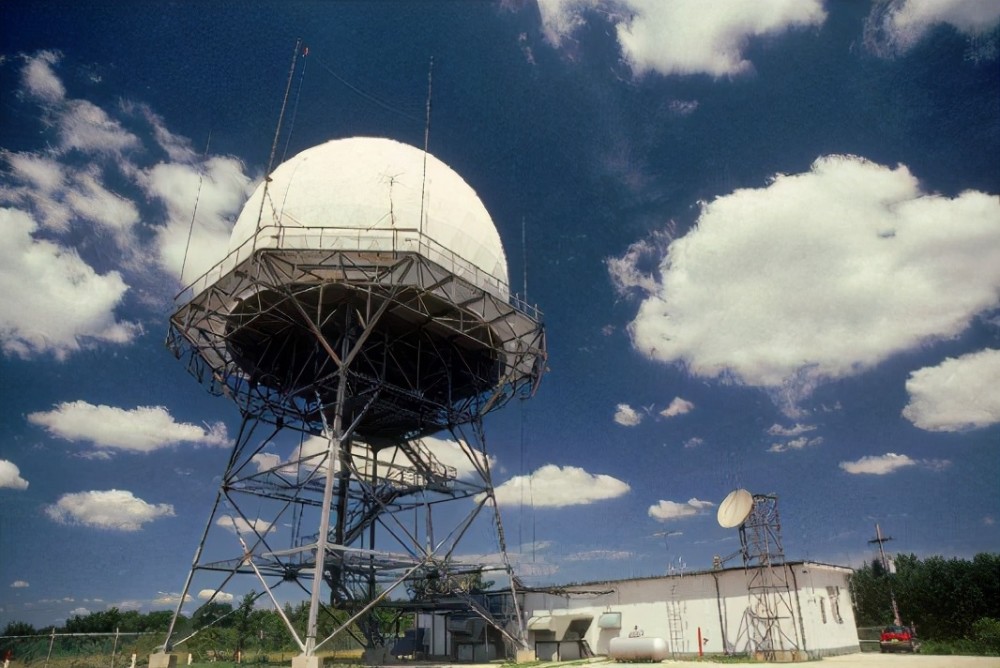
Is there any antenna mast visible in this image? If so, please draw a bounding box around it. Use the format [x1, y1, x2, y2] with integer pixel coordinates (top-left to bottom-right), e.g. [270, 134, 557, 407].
[868, 523, 902, 625]
[418, 57, 434, 237]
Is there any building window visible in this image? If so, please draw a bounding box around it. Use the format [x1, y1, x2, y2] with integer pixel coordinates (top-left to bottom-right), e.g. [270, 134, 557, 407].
[827, 586, 844, 624]
[819, 597, 827, 624]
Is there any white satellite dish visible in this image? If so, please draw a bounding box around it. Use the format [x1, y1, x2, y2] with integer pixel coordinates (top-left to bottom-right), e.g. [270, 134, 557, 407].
[717, 489, 754, 528]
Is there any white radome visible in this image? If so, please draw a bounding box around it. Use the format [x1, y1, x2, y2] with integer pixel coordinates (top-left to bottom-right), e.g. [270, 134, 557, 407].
[228, 137, 509, 295]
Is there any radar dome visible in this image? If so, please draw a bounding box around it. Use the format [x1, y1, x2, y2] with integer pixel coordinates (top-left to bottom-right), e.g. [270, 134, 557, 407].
[229, 137, 509, 297]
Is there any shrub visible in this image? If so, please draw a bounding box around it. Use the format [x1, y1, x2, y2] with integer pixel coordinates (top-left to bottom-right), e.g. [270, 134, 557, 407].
[972, 617, 1000, 654]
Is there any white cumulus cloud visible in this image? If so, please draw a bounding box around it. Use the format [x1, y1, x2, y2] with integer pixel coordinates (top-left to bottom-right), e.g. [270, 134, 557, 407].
[903, 349, 1000, 432]
[648, 497, 715, 521]
[563, 549, 634, 562]
[139, 156, 252, 284]
[10, 580, 29, 588]
[197, 589, 234, 604]
[27, 401, 229, 454]
[537, 0, 826, 77]
[491, 464, 630, 507]
[660, 396, 695, 418]
[866, 0, 1000, 55]
[58, 99, 140, 157]
[767, 423, 817, 437]
[614, 403, 643, 426]
[272, 434, 495, 483]
[1, 49, 254, 355]
[21, 50, 65, 103]
[619, 155, 1000, 410]
[0, 208, 141, 359]
[0, 460, 29, 490]
[768, 436, 823, 453]
[839, 453, 916, 475]
[152, 593, 193, 607]
[215, 515, 274, 536]
[45, 489, 175, 530]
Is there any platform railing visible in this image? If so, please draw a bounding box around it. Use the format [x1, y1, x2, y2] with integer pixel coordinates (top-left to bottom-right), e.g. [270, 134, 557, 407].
[174, 224, 540, 320]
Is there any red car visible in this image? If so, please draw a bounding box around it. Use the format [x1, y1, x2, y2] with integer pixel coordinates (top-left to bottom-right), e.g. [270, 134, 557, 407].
[879, 625, 921, 653]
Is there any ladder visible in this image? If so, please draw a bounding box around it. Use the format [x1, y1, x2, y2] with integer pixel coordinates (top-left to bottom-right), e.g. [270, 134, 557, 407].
[666, 582, 685, 657]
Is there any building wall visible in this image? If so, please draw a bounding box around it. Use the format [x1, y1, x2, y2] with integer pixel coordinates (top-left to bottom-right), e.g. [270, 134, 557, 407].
[519, 562, 858, 659]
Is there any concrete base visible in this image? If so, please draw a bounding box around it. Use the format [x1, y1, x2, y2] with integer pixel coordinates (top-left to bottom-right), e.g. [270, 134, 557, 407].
[362, 647, 391, 666]
[148, 653, 178, 668]
[292, 655, 324, 668]
[515, 648, 537, 663]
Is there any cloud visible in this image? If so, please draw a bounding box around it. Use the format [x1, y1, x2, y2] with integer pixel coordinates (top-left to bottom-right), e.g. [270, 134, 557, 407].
[683, 437, 704, 449]
[660, 396, 694, 418]
[68, 607, 91, 618]
[563, 549, 634, 562]
[621, 155, 1000, 410]
[152, 593, 193, 607]
[1, 49, 253, 353]
[10, 581, 29, 588]
[768, 436, 823, 453]
[2, 150, 139, 243]
[27, 401, 229, 454]
[839, 453, 916, 475]
[902, 349, 1000, 432]
[197, 589, 234, 604]
[251, 452, 283, 473]
[607, 233, 672, 297]
[215, 515, 274, 536]
[45, 489, 175, 530]
[491, 464, 630, 507]
[275, 434, 495, 482]
[865, 0, 1000, 55]
[0, 460, 29, 490]
[767, 423, 816, 437]
[614, 403, 643, 426]
[537, 0, 826, 77]
[416, 435, 496, 480]
[139, 156, 252, 284]
[58, 100, 141, 157]
[21, 50, 65, 103]
[0, 208, 141, 359]
[649, 497, 715, 521]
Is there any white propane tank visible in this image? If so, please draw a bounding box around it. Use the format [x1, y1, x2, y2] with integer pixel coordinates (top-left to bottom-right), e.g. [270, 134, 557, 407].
[608, 636, 670, 662]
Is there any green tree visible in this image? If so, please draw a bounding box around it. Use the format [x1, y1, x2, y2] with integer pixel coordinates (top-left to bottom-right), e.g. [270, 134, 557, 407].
[852, 552, 1000, 641]
[2, 621, 36, 636]
[191, 601, 235, 630]
[233, 592, 257, 661]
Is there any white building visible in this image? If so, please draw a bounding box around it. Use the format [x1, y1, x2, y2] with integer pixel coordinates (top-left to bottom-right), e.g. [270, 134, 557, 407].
[414, 561, 859, 661]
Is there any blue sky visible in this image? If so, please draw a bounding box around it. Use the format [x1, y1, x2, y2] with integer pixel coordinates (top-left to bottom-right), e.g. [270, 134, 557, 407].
[1, 1, 998, 629]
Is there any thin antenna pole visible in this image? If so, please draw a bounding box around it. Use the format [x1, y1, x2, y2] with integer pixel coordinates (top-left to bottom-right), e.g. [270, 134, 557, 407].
[253, 38, 302, 249]
[178, 131, 212, 288]
[521, 216, 528, 303]
[419, 57, 434, 237]
[267, 38, 302, 176]
[868, 523, 902, 625]
[281, 44, 309, 164]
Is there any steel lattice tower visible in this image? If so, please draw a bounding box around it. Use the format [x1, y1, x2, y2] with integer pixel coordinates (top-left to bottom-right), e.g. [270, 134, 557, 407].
[738, 494, 801, 660]
[158, 137, 545, 667]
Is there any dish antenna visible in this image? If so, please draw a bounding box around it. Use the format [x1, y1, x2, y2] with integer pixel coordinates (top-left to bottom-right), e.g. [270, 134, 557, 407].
[717, 488, 754, 528]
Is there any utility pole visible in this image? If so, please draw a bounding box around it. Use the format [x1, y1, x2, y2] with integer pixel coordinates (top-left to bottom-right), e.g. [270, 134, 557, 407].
[868, 523, 902, 625]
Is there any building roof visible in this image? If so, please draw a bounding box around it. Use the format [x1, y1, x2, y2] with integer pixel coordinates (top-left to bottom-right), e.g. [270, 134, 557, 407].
[521, 560, 854, 593]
